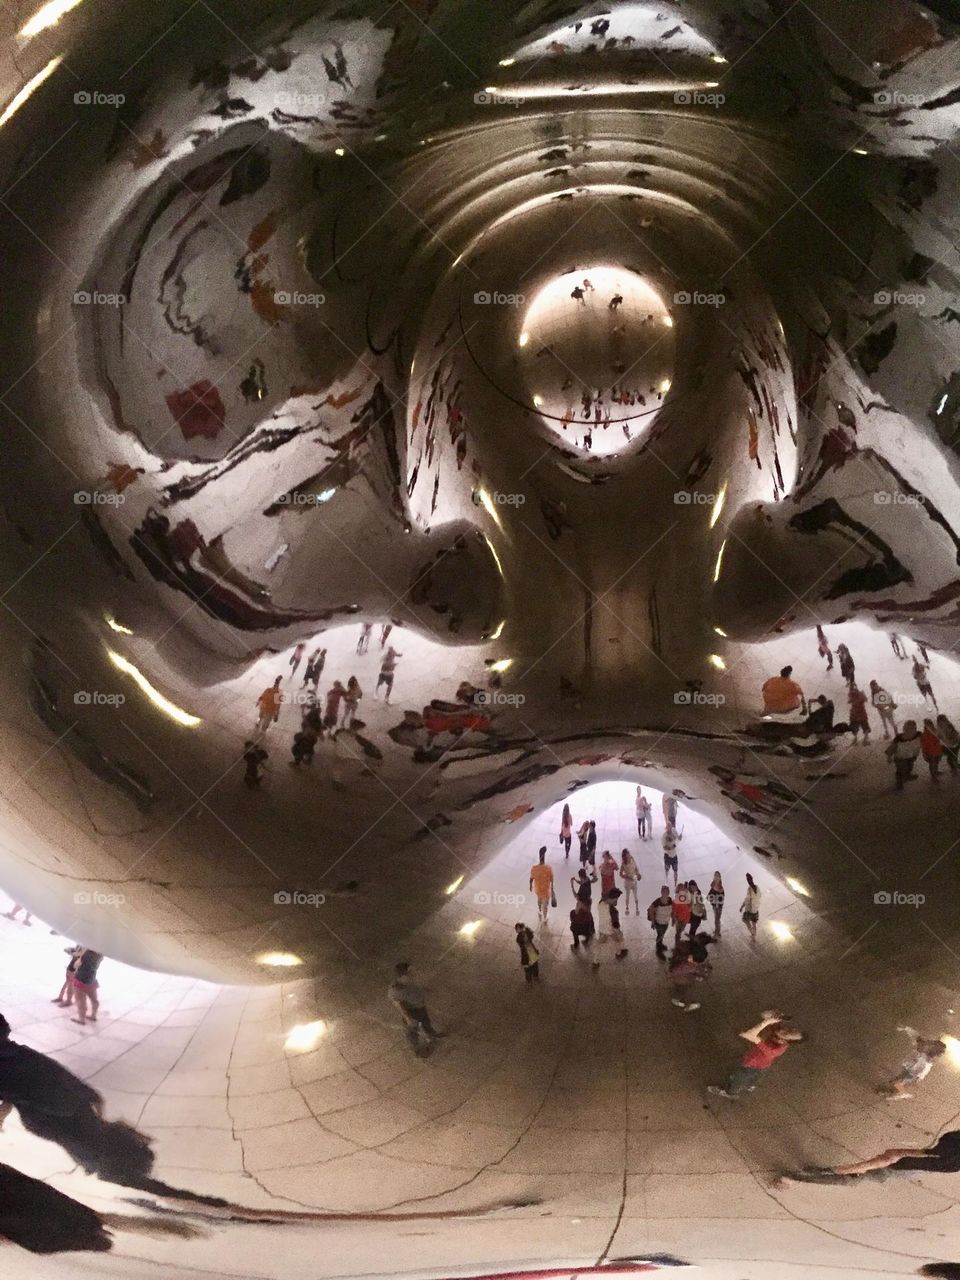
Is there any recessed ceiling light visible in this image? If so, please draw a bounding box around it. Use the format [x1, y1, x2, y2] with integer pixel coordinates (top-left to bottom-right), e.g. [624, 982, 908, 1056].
[256, 951, 303, 967]
[708, 653, 726, 670]
[489, 658, 513, 673]
[499, 57, 516, 67]
[445, 875, 464, 895]
[334, 147, 346, 157]
[785, 876, 810, 897]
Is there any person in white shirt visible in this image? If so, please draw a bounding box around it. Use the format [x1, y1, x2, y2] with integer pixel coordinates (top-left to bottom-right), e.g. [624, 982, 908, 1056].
[662, 823, 682, 887]
[619, 849, 640, 914]
[740, 874, 761, 942]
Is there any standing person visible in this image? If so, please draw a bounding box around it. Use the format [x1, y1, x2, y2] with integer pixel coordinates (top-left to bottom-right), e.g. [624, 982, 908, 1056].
[640, 794, 653, 840]
[619, 849, 640, 915]
[242, 739, 268, 787]
[936, 715, 960, 774]
[816, 624, 833, 670]
[708, 1010, 804, 1099]
[322, 680, 345, 736]
[880, 1026, 947, 1100]
[388, 962, 443, 1057]
[870, 680, 897, 739]
[571, 866, 597, 905]
[1, 904, 32, 926]
[913, 656, 939, 710]
[70, 950, 102, 1026]
[662, 791, 679, 830]
[672, 881, 692, 944]
[529, 847, 556, 926]
[288, 641, 306, 678]
[740, 874, 761, 943]
[599, 850, 619, 897]
[559, 803, 573, 857]
[571, 285, 586, 306]
[647, 886, 673, 956]
[921, 718, 944, 782]
[887, 719, 921, 788]
[255, 677, 283, 735]
[890, 632, 907, 659]
[301, 647, 323, 688]
[662, 823, 682, 888]
[635, 785, 646, 839]
[687, 879, 707, 938]
[515, 924, 541, 983]
[708, 872, 725, 938]
[668, 936, 709, 1012]
[837, 642, 855, 685]
[376, 646, 403, 703]
[577, 818, 591, 864]
[338, 676, 363, 730]
[569, 897, 595, 950]
[52, 946, 82, 1007]
[379, 623, 393, 649]
[356, 623, 373, 655]
[585, 820, 598, 867]
[593, 889, 628, 968]
[847, 682, 871, 743]
[289, 723, 317, 767]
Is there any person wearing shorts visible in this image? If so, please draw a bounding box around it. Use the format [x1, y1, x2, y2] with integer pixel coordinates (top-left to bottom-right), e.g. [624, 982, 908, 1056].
[376, 647, 402, 703]
[70, 950, 102, 1026]
[786, 1129, 960, 1184]
[662, 824, 681, 887]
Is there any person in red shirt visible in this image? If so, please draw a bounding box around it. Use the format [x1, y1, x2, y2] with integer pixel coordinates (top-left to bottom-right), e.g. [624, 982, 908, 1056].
[921, 718, 945, 781]
[708, 1010, 804, 1099]
[847, 682, 871, 743]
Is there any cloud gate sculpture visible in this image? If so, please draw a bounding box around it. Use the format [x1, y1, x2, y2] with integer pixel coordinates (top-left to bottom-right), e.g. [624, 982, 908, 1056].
[2, 0, 960, 1276]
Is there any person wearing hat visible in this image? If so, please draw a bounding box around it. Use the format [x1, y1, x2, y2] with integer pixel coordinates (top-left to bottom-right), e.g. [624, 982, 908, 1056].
[593, 888, 628, 969]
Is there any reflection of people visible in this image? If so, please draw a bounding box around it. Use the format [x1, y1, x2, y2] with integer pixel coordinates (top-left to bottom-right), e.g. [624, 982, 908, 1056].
[785, 1129, 960, 1183]
[388, 963, 442, 1057]
[762, 665, 806, 715]
[529, 847, 555, 925]
[242, 740, 267, 787]
[815, 624, 833, 669]
[559, 803, 573, 856]
[913, 656, 938, 710]
[1, 904, 32, 926]
[836, 642, 855, 684]
[804, 694, 834, 735]
[887, 720, 921, 788]
[515, 924, 540, 982]
[255, 677, 283, 734]
[662, 823, 682, 887]
[70, 950, 102, 1026]
[847, 683, 870, 742]
[740, 874, 761, 942]
[880, 1026, 947, 1099]
[870, 680, 897, 738]
[708, 1010, 804, 1099]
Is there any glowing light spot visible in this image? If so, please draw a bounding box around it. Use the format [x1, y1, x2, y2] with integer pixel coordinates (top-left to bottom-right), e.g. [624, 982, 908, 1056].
[713, 539, 726, 582]
[285, 1020, 326, 1051]
[942, 1034, 960, 1065]
[518, 331, 530, 348]
[445, 875, 464, 896]
[714, 626, 727, 637]
[937, 393, 949, 415]
[709, 484, 727, 529]
[662, 315, 674, 327]
[19, 0, 83, 38]
[484, 86, 498, 94]
[256, 951, 303, 968]
[489, 619, 506, 640]
[489, 658, 513, 674]
[852, 147, 869, 156]
[107, 651, 201, 726]
[769, 921, 793, 942]
[660, 379, 671, 393]
[705, 81, 720, 88]
[490, 79, 723, 100]
[459, 920, 482, 937]
[334, 147, 346, 157]
[477, 487, 504, 532]
[0, 57, 62, 130]
[498, 57, 516, 67]
[710, 54, 728, 64]
[105, 616, 133, 635]
[532, 394, 543, 407]
[317, 487, 336, 503]
[786, 876, 811, 897]
[484, 535, 505, 577]
[708, 654, 726, 671]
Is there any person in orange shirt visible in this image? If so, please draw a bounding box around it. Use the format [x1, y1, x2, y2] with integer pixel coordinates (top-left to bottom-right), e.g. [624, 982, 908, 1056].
[761, 665, 806, 716]
[255, 676, 283, 735]
[529, 847, 556, 926]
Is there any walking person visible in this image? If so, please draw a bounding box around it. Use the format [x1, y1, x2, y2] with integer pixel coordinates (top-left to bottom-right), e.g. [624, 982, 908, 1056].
[921, 718, 944, 782]
[816, 624, 833, 670]
[289, 723, 318, 767]
[356, 623, 373, 655]
[577, 818, 591, 864]
[847, 682, 871, 743]
[1, 904, 32, 926]
[870, 680, 897, 739]
[70, 950, 102, 1026]
[708, 872, 725, 938]
[647, 886, 673, 957]
[887, 719, 921, 788]
[782, 1129, 960, 1185]
[529, 847, 556, 926]
[255, 676, 283, 735]
[515, 924, 541, 983]
[379, 623, 393, 649]
[593, 888, 628, 968]
[559, 802, 573, 857]
[322, 680, 345, 736]
[913, 656, 939, 710]
[571, 285, 586, 306]
[661, 791, 679, 830]
[672, 881, 692, 944]
[571, 865, 597, 905]
[388, 962, 443, 1057]
[288, 641, 306, 678]
[242, 739, 268, 787]
[302, 647, 325, 689]
[687, 879, 707, 938]
[599, 850, 619, 898]
[376, 646, 403, 703]
[669, 936, 710, 1012]
[890, 632, 907, 660]
[740, 873, 761, 943]
[936, 715, 960, 774]
[837, 642, 855, 685]
[52, 946, 82, 1007]
[662, 823, 682, 888]
[635, 785, 646, 839]
[708, 1010, 804, 1099]
[619, 848, 640, 915]
[338, 675, 363, 730]
[880, 1026, 947, 1100]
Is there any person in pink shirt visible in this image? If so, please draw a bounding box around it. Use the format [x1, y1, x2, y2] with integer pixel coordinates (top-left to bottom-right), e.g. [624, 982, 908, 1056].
[598, 850, 619, 897]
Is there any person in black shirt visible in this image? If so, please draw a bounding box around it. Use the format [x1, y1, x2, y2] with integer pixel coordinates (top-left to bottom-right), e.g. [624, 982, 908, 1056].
[784, 1130, 960, 1183]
